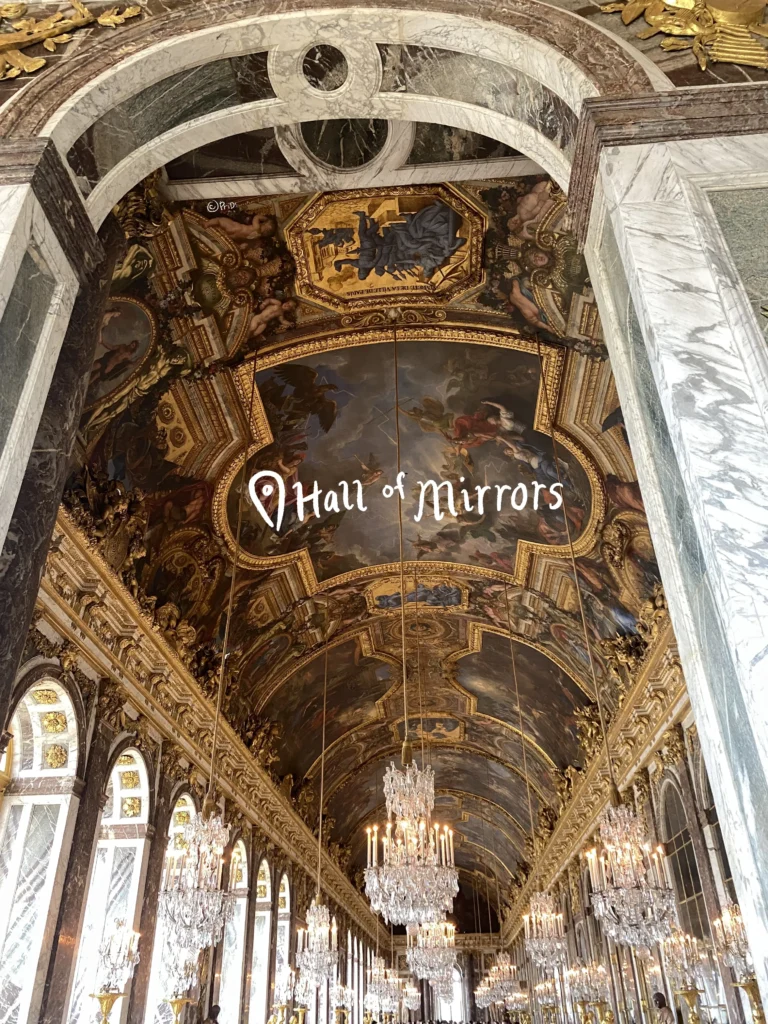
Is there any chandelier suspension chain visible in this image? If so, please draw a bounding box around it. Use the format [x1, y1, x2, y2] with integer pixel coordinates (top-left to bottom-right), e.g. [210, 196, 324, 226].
[393, 330, 410, 754]
[534, 336, 617, 791]
[414, 567, 426, 767]
[207, 359, 260, 804]
[503, 583, 535, 840]
[316, 608, 330, 897]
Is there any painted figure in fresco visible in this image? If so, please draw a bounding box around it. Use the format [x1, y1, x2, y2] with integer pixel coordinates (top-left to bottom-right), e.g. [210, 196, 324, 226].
[88, 333, 141, 389]
[506, 180, 556, 239]
[248, 297, 297, 341]
[333, 201, 466, 280]
[375, 582, 462, 609]
[207, 211, 277, 241]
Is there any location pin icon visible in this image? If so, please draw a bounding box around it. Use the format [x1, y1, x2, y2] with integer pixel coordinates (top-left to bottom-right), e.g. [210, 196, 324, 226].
[247, 470, 285, 532]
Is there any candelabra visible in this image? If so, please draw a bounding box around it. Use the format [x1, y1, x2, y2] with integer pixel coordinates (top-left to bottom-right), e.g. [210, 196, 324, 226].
[524, 892, 567, 969]
[568, 961, 612, 1024]
[662, 928, 706, 1024]
[159, 812, 234, 953]
[406, 920, 456, 982]
[586, 804, 677, 948]
[713, 902, 764, 1024]
[365, 759, 458, 925]
[333, 983, 355, 1024]
[89, 920, 141, 1023]
[535, 978, 559, 1024]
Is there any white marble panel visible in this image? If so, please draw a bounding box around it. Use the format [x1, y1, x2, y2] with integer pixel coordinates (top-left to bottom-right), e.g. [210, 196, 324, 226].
[0, 191, 79, 552]
[163, 155, 543, 201]
[587, 135, 768, 1003]
[86, 92, 571, 227]
[41, 6, 645, 158]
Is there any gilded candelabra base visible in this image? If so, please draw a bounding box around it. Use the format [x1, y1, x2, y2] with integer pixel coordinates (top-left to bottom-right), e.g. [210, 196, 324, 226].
[165, 997, 193, 1024]
[577, 1001, 595, 1024]
[735, 978, 766, 1024]
[676, 989, 701, 1024]
[90, 991, 124, 1024]
[591, 1000, 615, 1024]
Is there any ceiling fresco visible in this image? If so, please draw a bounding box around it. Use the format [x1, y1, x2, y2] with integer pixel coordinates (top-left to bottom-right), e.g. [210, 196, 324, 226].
[65, 171, 662, 916]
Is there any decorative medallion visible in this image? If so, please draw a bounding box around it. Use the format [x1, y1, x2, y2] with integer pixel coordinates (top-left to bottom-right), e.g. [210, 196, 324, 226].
[44, 744, 68, 769]
[285, 185, 485, 311]
[42, 711, 67, 733]
[117, 753, 136, 766]
[31, 689, 58, 705]
[174, 809, 191, 825]
[120, 770, 140, 789]
[121, 796, 141, 818]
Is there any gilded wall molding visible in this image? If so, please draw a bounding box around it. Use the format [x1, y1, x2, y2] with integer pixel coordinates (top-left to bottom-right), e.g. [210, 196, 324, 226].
[38, 510, 387, 947]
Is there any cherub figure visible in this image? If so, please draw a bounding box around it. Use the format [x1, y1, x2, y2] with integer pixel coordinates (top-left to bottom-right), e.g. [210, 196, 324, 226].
[248, 297, 296, 340]
[207, 211, 277, 241]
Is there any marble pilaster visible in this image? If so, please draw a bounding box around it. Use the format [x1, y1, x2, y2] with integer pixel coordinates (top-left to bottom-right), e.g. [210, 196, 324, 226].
[582, 122, 768, 1001]
[125, 765, 177, 1024]
[37, 704, 114, 1024]
[0, 213, 123, 730]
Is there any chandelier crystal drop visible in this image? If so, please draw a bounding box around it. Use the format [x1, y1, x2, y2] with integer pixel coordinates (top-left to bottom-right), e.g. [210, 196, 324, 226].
[432, 977, 454, 1002]
[158, 812, 234, 952]
[713, 902, 754, 983]
[296, 899, 339, 983]
[406, 921, 456, 982]
[586, 803, 677, 948]
[365, 759, 458, 925]
[523, 891, 567, 969]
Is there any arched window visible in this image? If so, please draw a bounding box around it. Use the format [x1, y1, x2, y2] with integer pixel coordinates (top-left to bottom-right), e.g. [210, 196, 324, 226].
[662, 785, 708, 939]
[68, 747, 151, 1024]
[276, 874, 291, 989]
[145, 793, 198, 1024]
[249, 859, 272, 1024]
[0, 680, 79, 1024]
[219, 839, 248, 1024]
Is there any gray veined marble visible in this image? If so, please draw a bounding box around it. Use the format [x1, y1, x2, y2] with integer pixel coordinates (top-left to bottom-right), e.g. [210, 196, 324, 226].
[67, 52, 275, 193]
[378, 45, 577, 160]
[708, 188, 768, 349]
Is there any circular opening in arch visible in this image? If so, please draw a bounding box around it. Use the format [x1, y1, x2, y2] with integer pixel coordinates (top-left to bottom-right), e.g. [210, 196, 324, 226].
[302, 44, 348, 91]
[300, 118, 389, 169]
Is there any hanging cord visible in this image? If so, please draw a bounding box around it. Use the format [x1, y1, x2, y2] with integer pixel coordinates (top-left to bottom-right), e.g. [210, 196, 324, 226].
[205, 358, 259, 815]
[503, 584, 535, 842]
[393, 330, 411, 764]
[414, 567, 425, 767]
[534, 336, 617, 794]
[316, 603, 331, 898]
[484, 757, 504, 929]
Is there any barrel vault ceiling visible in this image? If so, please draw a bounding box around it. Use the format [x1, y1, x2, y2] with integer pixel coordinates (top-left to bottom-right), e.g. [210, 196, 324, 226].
[66, 145, 661, 930]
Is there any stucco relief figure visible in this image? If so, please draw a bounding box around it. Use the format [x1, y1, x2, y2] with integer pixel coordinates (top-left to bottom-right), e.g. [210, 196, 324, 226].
[333, 201, 466, 280]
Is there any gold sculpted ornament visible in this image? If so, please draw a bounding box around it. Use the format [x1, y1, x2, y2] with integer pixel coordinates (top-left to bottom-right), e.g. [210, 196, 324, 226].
[0, 0, 141, 80]
[600, 0, 768, 68]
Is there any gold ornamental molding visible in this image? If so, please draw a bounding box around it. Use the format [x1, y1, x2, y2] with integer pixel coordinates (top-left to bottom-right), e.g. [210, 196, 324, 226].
[212, 323, 606, 594]
[38, 510, 387, 947]
[500, 612, 686, 944]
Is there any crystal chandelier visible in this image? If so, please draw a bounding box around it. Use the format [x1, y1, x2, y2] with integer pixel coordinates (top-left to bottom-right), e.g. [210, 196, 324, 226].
[505, 990, 529, 1013]
[365, 760, 458, 925]
[96, 919, 141, 992]
[713, 902, 754, 982]
[159, 812, 234, 952]
[491, 952, 520, 999]
[475, 978, 493, 1009]
[535, 978, 558, 1010]
[367, 954, 401, 1013]
[586, 803, 677, 948]
[333, 984, 355, 1011]
[296, 899, 338, 983]
[406, 921, 456, 982]
[404, 982, 422, 1012]
[568, 959, 611, 1022]
[524, 892, 567, 969]
[432, 977, 454, 1002]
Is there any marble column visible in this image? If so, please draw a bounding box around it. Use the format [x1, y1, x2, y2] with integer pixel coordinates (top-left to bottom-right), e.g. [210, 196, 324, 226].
[0, 184, 123, 729]
[571, 84, 768, 1003]
[37, 693, 115, 1024]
